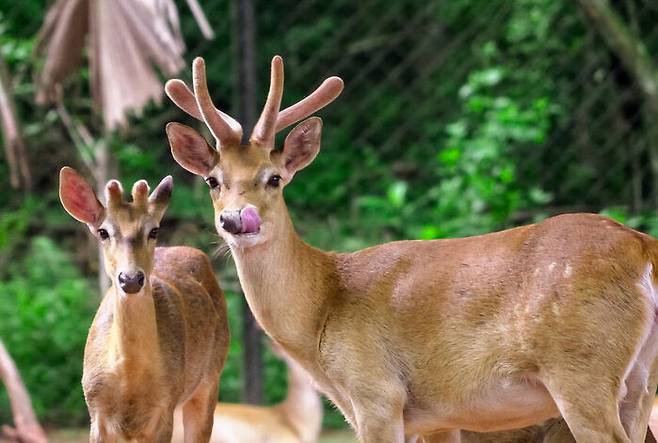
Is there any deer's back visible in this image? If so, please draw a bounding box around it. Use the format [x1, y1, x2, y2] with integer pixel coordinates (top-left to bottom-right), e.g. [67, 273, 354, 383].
[153, 246, 228, 337]
[331, 213, 657, 339]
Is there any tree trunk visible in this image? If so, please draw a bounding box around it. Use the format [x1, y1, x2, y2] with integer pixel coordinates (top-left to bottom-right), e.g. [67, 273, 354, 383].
[0, 340, 48, 443]
[574, 0, 658, 207]
[232, 0, 264, 405]
[0, 54, 32, 191]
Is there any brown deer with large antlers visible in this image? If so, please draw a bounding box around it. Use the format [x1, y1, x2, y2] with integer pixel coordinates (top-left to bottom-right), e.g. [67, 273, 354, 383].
[165, 56, 658, 443]
[59, 167, 229, 443]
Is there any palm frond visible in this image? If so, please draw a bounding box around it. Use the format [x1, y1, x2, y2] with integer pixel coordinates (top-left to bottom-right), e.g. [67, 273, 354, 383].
[0, 56, 32, 189]
[36, 0, 207, 130]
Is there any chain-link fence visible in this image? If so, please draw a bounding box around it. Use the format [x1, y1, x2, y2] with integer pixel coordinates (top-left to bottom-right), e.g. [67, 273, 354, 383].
[182, 0, 658, 223]
[4, 0, 658, 222]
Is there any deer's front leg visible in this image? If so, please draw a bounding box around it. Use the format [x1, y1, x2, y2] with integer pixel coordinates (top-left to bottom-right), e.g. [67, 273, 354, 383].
[354, 407, 405, 443]
[89, 415, 117, 443]
[182, 379, 218, 443]
[126, 405, 175, 443]
[351, 385, 407, 443]
[144, 411, 175, 443]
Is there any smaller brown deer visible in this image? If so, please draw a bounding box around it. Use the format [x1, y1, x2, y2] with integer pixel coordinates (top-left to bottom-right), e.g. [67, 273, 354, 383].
[59, 167, 229, 443]
[172, 341, 323, 443]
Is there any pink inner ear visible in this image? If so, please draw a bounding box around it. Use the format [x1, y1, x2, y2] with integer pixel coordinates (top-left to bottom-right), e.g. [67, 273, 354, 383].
[282, 118, 322, 175]
[167, 123, 216, 176]
[176, 135, 215, 171]
[61, 176, 103, 225]
[285, 148, 312, 171]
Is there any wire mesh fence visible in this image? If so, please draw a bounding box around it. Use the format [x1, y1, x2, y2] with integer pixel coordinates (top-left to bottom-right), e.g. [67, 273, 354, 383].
[183, 0, 658, 224]
[4, 0, 658, 226]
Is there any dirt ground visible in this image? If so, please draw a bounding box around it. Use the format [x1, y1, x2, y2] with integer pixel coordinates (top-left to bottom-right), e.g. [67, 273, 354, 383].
[318, 430, 359, 443]
[41, 428, 358, 443]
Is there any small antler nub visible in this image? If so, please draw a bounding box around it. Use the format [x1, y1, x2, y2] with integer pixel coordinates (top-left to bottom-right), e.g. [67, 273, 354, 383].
[131, 180, 150, 207]
[105, 180, 124, 208]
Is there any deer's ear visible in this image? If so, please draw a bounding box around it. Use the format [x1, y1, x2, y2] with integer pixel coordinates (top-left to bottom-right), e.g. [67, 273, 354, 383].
[166, 122, 218, 176]
[280, 117, 322, 180]
[59, 167, 105, 226]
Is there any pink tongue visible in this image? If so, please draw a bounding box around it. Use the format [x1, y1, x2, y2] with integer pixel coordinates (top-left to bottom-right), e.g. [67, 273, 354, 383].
[240, 207, 261, 234]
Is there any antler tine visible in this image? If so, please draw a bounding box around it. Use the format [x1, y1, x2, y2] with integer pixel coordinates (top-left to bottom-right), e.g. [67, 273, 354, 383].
[251, 56, 284, 146]
[165, 79, 204, 120]
[192, 57, 242, 146]
[275, 76, 344, 132]
[165, 79, 243, 136]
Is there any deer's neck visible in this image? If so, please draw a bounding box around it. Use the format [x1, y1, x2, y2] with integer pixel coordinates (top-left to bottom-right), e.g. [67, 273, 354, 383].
[279, 364, 323, 443]
[107, 283, 160, 371]
[230, 211, 336, 359]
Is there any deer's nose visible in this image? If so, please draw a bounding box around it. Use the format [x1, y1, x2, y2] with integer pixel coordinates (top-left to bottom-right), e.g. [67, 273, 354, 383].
[219, 210, 242, 235]
[118, 271, 145, 294]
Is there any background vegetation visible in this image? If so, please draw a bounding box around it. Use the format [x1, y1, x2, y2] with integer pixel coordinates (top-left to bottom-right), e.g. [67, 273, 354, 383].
[2, 0, 658, 432]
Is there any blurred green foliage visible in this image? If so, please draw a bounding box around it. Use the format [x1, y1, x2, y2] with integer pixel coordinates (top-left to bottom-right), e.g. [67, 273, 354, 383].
[2, 0, 658, 432]
[0, 236, 93, 425]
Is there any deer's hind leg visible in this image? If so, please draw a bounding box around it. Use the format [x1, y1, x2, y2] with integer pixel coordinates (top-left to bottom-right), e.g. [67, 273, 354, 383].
[616, 266, 658, 443]
[540, 333, 634, 442]
[134, 407, 175, 443]
[541, 362, 631, 443]
[619, 320, 658, 443]
[182, 378, 218, 443]
[538, 276, 657, 443]
[539, 318, 649, 443]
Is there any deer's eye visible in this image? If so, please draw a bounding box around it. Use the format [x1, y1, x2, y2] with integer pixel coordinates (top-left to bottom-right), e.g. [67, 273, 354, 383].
[205, 177, 219, 189]
[98, 229, 109, 240]
[148, 228, 159, 239]
[267, 175, 282, 187]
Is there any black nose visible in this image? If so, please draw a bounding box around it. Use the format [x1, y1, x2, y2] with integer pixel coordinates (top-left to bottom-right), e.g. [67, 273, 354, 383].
[118, 271, 145, 294]
[219, 211, 242, 235]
